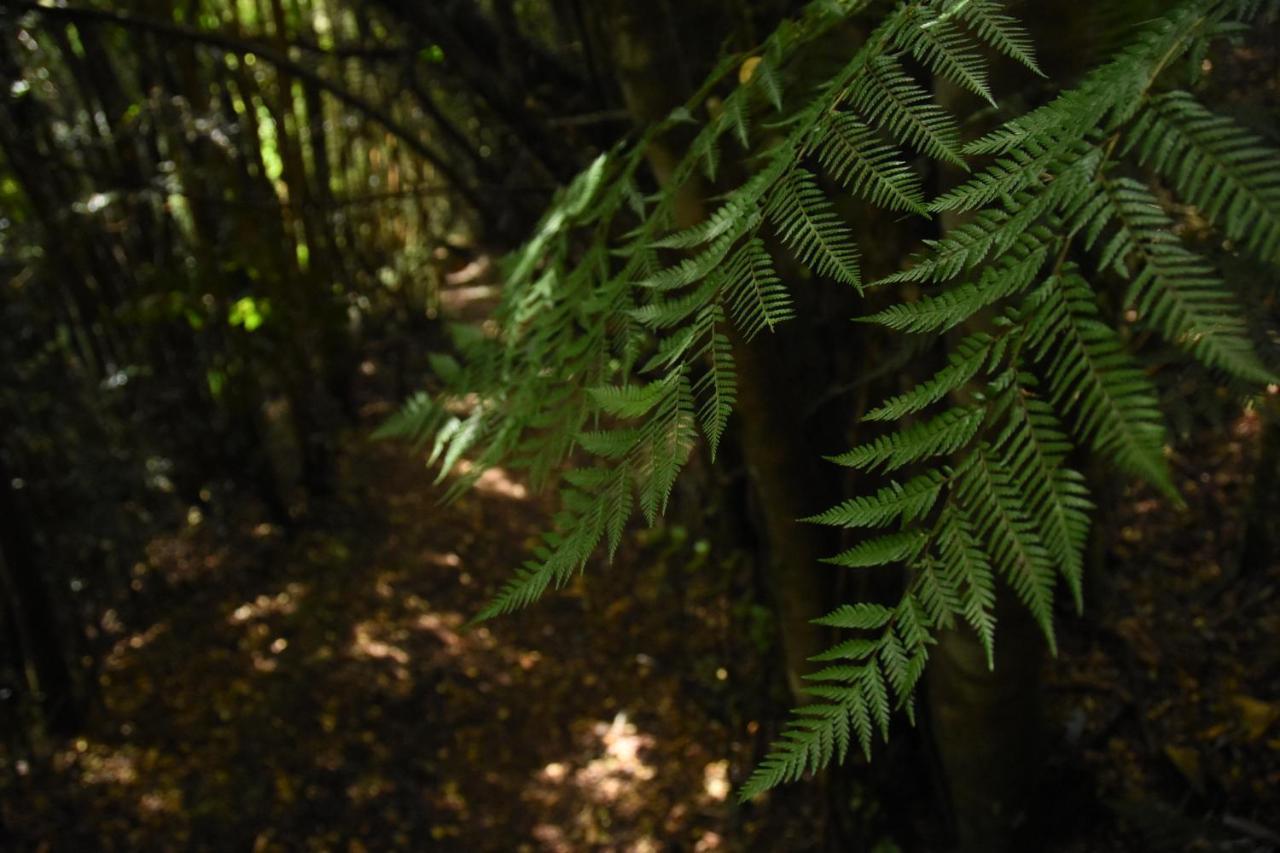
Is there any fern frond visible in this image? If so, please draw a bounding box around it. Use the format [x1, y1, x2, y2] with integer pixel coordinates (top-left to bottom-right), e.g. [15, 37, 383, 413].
[650, 193, 759, 250]
[692, 306, 738, 460]
[476, 485, 608, 621]
[897, 7, 995, 104]
[373, 391, 442, 450]
[1091, 177, 1273, 382]
[990, 378, 1093, 609]
[1024, 273, 1176, 498]
[828, 405, 985, 472]
[813, 602, 895, 629]
[862, 243, 1046, 333]
[934, 504, 997, 664]
[589, 374, 679, 418]
[1125, 90, 1280, 263]
[956, 0, 1043, 75]
[804, 470, 945, 528]
[851, 54, 965, 167]
[740, 600, 931, 800]
[629, 273, 723, 330]
[953, 447, 1059, 650]
[815, 112, 927, 213]
[637, 218, 756, 291]
[930, 140, 1094, 214]
[634, 372, 697, 522]
[824, 530, 929, 568]
[876, 153, 1100, 285]
[766, 168, 862, 289]
[863, 331, 1003, 421]
[723, 238, 795, 339]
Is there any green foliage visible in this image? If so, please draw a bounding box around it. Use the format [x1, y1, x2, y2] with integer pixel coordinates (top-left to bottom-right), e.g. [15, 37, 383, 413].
[382, 0, 1280, 802]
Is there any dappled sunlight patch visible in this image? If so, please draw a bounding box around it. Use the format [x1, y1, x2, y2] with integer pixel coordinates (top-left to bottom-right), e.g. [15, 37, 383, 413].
[350, 621, 412, 668]
[413, 611, 466, 653]
[443, 254, 492, 287]
[346, 772, 395, 805]
[105, 622, 170, 672]
[702, 760, 730, 802]
[229, 582, 307, 624]
[695, 830, 725, 851]
[419, 549, 463, 568]
[72, 745, 138, 787]
[452, 459, 530, 500]
[524, 711, 659, 841]
[473, 466, 529, 500]
[141, 525, 248, 586]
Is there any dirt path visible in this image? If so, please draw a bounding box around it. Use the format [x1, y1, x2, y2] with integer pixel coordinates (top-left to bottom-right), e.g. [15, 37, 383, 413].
[1, 430, 818, 851]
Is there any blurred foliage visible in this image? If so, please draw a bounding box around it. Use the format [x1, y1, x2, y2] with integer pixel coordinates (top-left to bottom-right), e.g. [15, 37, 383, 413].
[0, 0, 626, 745]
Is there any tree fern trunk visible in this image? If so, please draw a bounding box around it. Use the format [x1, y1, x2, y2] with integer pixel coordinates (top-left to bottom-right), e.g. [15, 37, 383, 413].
[927, 600, 1044, 852]
[919, 59, 1048, 851]
[597, 0, 833, 703]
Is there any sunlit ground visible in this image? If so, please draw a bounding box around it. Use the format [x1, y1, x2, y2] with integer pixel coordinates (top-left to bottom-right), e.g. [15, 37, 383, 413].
[4, 361, 1278, 850]
[1, 429, 810, 850]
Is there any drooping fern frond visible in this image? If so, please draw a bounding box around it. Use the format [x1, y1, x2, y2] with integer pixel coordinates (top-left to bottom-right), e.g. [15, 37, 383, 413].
[827, 404, 986, 472]
[743, 0, 1277, 799]
[1024, 271, 1177, 497]
[861, 241, 1046, 333]
[722, 238, 795, 340]
[1082, 176, 1274, 382]
[378, 0, 1280, 805]
[815, 113, 928, 213]
[850, 54, 966, 167]
[692, 305, 739, 460]
[953, 0, 1043, 75]
[1125, 89, 1280, 262]
[739, 594, 931, 799]
[766, 167, 864, 289]
[987, 376, 1093, 609]
[804, 470, 945, 528]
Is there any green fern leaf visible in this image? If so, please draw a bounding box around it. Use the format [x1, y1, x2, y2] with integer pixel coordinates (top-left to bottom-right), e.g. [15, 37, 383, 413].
[813, 602, 896, 630]
[766, 168, 863, 288]
[829, 405, 985, 472]
[723, 238, 795, 339]
[935, 504, 997, 664]
[823, 530, 929, 568]
[957, 0, 1043, 75]
[954, 447, 1059, 651]
[1126, 90, 1280, 263]
[815, 112, 927, 213]
[804, 471, 945, 528]
[862, 243, 1047, 333]
[863, 331, 1002, 421]
[692, 306, 738, 460]
[898, 9, 995, 104]
[990, 379, 1093, 610]
[1024, 273, 1177, 499]
[1091, 177, 1273, 382]
[852, 54, 965, 167]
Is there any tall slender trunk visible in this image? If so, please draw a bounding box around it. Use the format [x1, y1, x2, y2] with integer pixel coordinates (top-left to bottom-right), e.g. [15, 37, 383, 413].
[0, 456, 81, 736]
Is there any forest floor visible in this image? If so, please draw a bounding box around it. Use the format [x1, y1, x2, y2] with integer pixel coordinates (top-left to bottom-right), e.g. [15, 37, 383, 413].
[0, 403, 822, 852]
[2, 387, 1279, 852]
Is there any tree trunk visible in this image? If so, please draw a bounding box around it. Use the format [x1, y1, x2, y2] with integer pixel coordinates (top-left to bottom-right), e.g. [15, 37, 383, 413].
[595, 0, 834, 703]
[0, 456, 81, 736]
[927, 601, 1044, 852]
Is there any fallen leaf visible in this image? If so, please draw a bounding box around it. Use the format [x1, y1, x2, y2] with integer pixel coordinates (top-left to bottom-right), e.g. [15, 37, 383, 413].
[1232, 696, 1280, 741]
